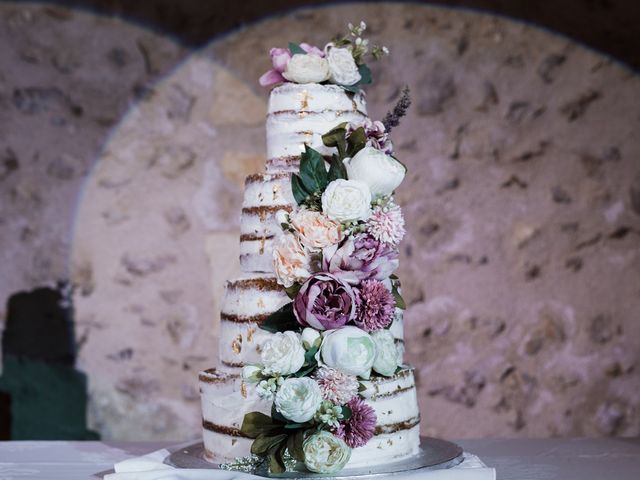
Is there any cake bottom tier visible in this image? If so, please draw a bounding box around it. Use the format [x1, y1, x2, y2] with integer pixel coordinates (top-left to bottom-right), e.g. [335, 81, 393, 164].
[198, 366, 421, 468]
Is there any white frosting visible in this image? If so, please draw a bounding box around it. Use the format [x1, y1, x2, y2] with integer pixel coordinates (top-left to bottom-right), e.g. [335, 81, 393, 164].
[199, 367, 421, 466]
[346, 425, 421, 469]
[268, 83, 367, 114]
[240, 209, 285, 237]
[220, 276, 288, 317]
[239, 237, 275, 273]
[266, 111, 368, 160]
[361, 368, 420, 427]
[242, 173, 294, 209]
[218, 276, 289, 367]
[199, 370, 270, 461]
[266, 83, 368, 163]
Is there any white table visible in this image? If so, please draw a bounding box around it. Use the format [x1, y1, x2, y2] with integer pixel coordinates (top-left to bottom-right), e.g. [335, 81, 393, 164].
[0, 438, 638, 479]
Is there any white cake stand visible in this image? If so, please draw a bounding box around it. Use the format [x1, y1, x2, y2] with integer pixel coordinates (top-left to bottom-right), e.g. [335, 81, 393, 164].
[165, 436, 464, 478]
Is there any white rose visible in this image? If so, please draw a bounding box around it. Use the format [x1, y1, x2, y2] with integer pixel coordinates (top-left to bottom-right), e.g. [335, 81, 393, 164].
[261, 331, 305, 376]
[327, 47, 361, 86]
[241, 365, 262, 383]
[290, 208, 342, 250]
[274, 377, 323, 423]
[272, 232, 312, 288]
[303, 431, 351, 474]
[344, 146, 406, 199]
[301, 327, 321, 350]
[321, 179, 372, 223]
[320, 326, 376, 379]
[283, 54, 331, 84]
[371, 329, 399, 377]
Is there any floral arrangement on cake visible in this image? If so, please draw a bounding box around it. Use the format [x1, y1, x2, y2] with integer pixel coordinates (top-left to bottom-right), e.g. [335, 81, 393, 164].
[237, 22, 412, 475]
[259, 22, 389, 92]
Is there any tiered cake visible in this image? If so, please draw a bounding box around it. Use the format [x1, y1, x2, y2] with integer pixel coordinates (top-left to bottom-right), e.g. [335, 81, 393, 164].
[199, 23, 419, 474]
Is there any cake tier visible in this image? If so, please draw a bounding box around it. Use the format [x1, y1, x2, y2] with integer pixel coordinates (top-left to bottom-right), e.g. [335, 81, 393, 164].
[240, 173, 294, 274]
[266, 83, 368, 172]
[218, 276, 290, 371]
[198, 367, 421, 467]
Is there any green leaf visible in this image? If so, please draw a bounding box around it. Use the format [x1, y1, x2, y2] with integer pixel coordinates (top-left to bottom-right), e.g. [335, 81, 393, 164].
[268, 443, 287, 474]
[271, 403, 288, 424]
[304, 344, 319, 365]
[259, 302, 301, 333]
[294, 363, 318, 378]
[322, 123, 348, 159]
[299, 145, 328, 193]
[287, 428, 307, 462]
[284, 422, 312, 430]
[291, 173, 311, 205]
[391, 282, 406, 310]
[341, 405, 352, 421]
[346, 126, 367, 157]
[284, 283, 301, 299]
[341, 83, 361, 93]
[241, 412, 279, 438]
[288, 42, 306, 55]
[358, 63, 372, 85]
[358, 382, 367, 392]
[328, 154, 348, 182]
[251, 433, 288, 456]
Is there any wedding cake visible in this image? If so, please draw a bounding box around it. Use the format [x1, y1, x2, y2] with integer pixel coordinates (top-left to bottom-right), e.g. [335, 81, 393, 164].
[199, 22, 419, 474]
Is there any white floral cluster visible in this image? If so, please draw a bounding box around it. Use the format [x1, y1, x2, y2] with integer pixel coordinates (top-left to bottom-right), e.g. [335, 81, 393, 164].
[243, 327, 401, 414]
[260, 20, 389, 89]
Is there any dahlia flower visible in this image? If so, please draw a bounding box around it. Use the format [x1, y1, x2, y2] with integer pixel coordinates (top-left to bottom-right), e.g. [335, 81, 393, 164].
[354, 279, 395, 332]
[314, 367, 359, 405]
[333, 397, 377, 448]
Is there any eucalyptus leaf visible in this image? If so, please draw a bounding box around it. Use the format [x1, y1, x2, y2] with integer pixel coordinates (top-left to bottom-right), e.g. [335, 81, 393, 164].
[288, 42, 307, 55]
[260, 302, 301, 333]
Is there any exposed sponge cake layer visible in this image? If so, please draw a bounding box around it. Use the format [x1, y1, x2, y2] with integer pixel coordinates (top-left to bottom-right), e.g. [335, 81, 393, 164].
[266, 83, 368, 168]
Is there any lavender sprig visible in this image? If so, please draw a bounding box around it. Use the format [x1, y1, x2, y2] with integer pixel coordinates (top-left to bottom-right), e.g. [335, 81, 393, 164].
[382, 86, 411, 133]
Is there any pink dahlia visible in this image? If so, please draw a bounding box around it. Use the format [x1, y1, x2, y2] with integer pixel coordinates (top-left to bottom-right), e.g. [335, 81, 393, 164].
[314, 367, 359, 405]
[333, 397, 377, 448]
[366, 203, 406, 246]
[354, 279, 395, 332]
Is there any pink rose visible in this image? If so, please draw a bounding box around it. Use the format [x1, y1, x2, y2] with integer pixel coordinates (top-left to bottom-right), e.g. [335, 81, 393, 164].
[272, 233, 312, 287]
[290, 209, 342, 250]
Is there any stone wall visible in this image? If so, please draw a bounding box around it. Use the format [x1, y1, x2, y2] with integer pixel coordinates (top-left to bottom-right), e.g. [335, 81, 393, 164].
[0, 2, 638, 440]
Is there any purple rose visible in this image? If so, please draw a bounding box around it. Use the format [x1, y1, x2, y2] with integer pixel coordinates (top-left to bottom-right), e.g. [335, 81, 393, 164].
[294, 273, 359, 330]
[323, 234, 399, 284]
